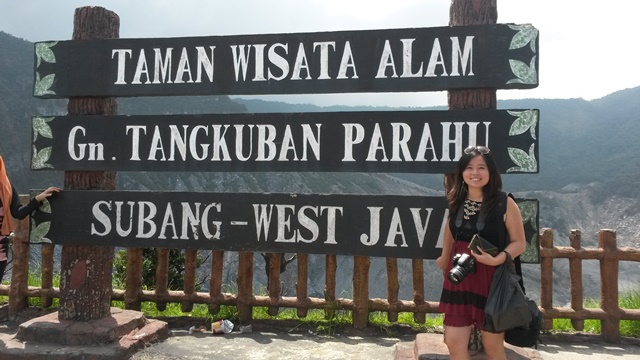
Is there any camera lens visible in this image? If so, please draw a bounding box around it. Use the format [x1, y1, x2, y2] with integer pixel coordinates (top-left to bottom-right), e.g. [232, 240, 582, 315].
[447, 253, 475, 284]
[448, 268, 464, 284]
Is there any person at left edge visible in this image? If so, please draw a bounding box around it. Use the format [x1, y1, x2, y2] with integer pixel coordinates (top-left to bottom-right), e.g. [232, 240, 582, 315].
[0, 155, 61, 283]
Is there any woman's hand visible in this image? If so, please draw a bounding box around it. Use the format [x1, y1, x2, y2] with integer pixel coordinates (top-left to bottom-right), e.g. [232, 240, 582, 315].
[470, 248, 504, 267]
[35, 187, 61, 202]
[436, 255, 448, 273]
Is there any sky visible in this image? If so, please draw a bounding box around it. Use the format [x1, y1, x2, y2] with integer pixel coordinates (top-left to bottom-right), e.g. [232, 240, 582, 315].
[1, 0, 639, 107]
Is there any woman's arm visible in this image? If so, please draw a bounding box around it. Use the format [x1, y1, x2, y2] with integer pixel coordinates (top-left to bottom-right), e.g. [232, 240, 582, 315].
[10, 186, 61, 219]
[502, 196, 526, 259]
[436, 220, 454, 271]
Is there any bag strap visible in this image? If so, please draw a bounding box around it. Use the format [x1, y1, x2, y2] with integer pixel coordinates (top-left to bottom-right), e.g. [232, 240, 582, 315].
[497, 191, 526, 293]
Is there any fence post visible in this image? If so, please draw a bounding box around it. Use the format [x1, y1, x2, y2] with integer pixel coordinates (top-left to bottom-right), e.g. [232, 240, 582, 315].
[236, 251, 254, 322]
[386, 257, 399, 322]
[181, 249, 198, 313]
[599, 229, 620, 343]
[412, 258, 426, 323]
[539, 228, 554, 330]
[40, 243, 55, 308]
[208, 250, 224, 315]
[266, 253, 281, 316]
[155, 248, 170, 312]
[8, 196, 31, 318]
[324, 254, 337, 319]
[296, 253, 309, 318]
[569, 229, 584, 331]
[124, 248, 143, 311]
[352, 256, 370, 329]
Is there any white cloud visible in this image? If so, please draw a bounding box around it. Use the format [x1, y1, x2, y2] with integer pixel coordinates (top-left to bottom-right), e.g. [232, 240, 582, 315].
[1, 0, 638, 106]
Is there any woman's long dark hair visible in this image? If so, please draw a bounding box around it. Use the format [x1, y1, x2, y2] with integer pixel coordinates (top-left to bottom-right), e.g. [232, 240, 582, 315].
[446, 147, 502, 213]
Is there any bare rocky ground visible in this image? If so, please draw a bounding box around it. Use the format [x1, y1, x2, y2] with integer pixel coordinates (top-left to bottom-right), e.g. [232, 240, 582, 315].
[128, 322, 640, 360]
[3, 308, 640, 360]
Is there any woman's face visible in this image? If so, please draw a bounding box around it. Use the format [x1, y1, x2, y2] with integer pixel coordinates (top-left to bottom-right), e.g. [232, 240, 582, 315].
[463, 155, 490, 190]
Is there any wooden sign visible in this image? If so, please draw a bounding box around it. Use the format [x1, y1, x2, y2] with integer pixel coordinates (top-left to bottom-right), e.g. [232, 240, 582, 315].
[33, 24, 538, 98]
[31, 109, 539, 173]
[30, 190, 540, 262]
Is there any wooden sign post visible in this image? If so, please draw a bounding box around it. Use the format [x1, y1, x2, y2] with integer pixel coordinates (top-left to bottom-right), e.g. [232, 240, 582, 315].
[58, 6, 119, 322]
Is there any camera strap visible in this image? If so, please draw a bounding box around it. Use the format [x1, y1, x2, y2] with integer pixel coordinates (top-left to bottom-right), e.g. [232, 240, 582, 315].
[454, 201, 486, 234]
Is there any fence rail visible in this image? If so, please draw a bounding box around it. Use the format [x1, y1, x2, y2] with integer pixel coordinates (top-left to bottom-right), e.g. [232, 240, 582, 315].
[1, 196, 639, 343]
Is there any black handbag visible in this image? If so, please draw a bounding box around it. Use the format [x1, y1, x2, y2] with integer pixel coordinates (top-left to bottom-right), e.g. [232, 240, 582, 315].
[504, 297, 544, 348]
[483, 252, 532, 333]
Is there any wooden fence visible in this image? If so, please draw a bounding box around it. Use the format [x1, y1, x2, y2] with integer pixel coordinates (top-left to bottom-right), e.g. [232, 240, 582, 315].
[1, 196, 640, 343]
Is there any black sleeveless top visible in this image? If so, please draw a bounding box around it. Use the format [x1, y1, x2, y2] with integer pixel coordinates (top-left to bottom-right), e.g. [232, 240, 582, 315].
[449, 200, 502, 247]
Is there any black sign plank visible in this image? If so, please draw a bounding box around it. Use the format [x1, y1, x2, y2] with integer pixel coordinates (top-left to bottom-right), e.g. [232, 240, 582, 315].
[31, 109, 539, 173]
[29, 190, 540, 262]
[33, 24, 539, 98]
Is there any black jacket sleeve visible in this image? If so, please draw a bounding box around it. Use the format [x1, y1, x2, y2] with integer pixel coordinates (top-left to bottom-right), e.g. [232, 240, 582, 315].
[8, 186, 41, 220]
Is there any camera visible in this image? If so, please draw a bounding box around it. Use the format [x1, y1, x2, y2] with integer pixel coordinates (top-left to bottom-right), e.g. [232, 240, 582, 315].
[448, 253, 476, 284]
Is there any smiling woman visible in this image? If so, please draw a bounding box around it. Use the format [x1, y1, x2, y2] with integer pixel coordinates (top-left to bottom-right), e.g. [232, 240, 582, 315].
[436, 145, 527, 359]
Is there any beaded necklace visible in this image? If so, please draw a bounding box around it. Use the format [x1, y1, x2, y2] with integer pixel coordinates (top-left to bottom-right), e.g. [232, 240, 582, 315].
[463, 199, 482, 220]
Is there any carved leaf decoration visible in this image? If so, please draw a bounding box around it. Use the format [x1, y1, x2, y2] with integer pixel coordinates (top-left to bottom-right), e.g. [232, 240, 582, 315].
[518, 200, 539, 230]
[514, 199, 540, 263]
[30, 218, 52, 244]
[32, 145, 54, 169]
[32, 117, 54, 141]
[40, 199, 52, 214]
[508, 110, 538, 140]
[508, 24, 538, 53]
[34, 72, 56, 96]
[507, 143, 537, 173]
[520, 233, 540, 263]
[506, 56, 537, 85]
[35, 41, 57, 68]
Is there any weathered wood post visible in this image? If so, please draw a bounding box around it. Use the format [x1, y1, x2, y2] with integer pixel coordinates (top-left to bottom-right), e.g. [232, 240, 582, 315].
[124, 248, 143, 311]
[386, 257, 399, 322]
[266, 252, 282, 316]
[58, 6, 119, 321]
[444, 1, 498, 187]
[445, 0, 498, 222]
[208, 250, 224, 314]
[324, 254, 337, 319]
[599, 229, 621, 343]
[449, 0, 497, 110]
[412, 259, 426, 323]
[236, 251, 254, 321]
[296, 253, 309, 318]
[539, 228, 554, 330]
[7, 196, 31, 317]
[569, 229, 584, 331]
[181, 249, 198, 312]
[352, 255, 370, 328]
[155, 249, 170, 312]
[448, 0, 497, 347]
[40, 243, 55, 308]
